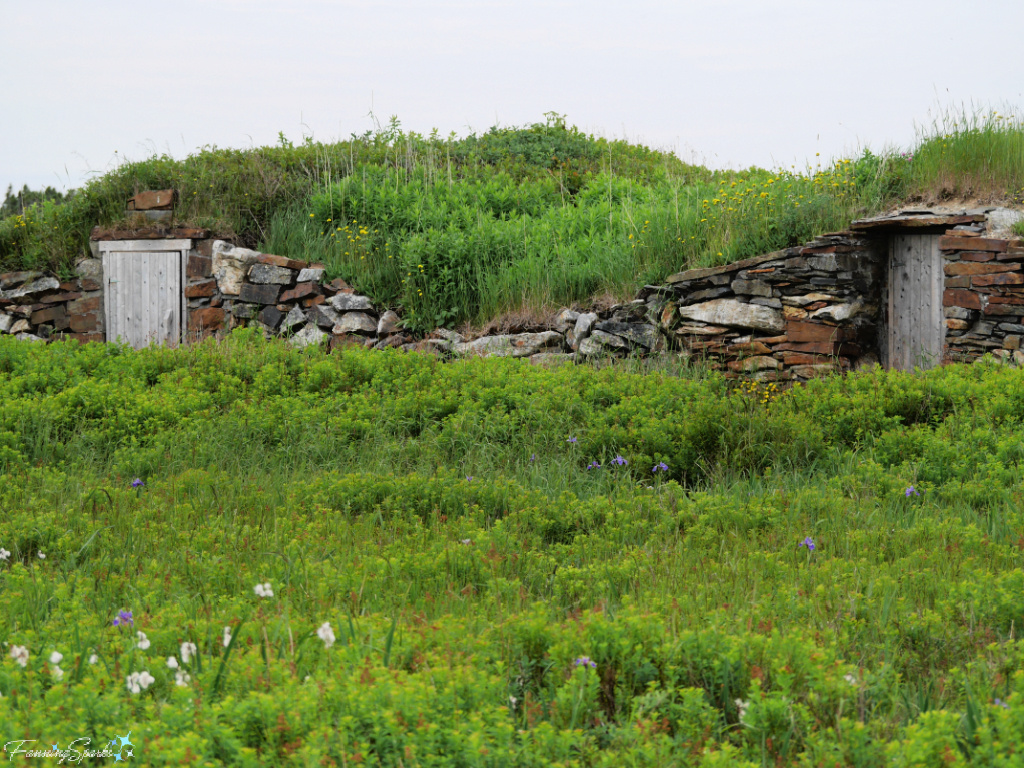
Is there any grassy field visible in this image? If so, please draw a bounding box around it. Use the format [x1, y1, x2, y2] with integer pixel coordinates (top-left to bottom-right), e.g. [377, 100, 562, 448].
[3, 110, 1022, 333]
[3, 332, 1024, 765]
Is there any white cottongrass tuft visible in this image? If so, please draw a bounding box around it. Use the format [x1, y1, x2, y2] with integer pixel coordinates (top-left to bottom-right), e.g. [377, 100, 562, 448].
[125, 671, 155, 694]
[37, 552, 45, 560]
[222, 626, 232, 648]
[49, 651, 63, 665]
[51, 665, 64, 681]
[253, 582, 274, 598]
[135, 631, 150, 650]
[844, 673, 858, 686]
[166, 656, 179, 669]
[174, 669, 191, 687]
[180, 641, 197, 664]
[735, 699, 750, 723]
[0, 548, 10, 561]
[317, 622, 336, 649]
[88, 654, 99, 665]
[10, 645, 28, 668]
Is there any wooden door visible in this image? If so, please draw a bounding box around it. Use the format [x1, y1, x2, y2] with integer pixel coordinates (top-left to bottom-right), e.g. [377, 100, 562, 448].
[887, 233, 944, 370]
[99, 240, 188, 348]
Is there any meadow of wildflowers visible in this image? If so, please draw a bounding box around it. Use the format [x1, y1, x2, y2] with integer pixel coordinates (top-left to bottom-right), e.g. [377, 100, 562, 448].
[1, 332, 1024, 763]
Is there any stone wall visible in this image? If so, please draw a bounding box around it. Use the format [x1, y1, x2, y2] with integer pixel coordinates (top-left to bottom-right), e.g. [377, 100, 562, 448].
[193, 241, 400, 351]
[940, 234, 1024, 365]
[7, 209, 1024, 382]
[642, 232, 883, 379]
[0, 260, 105, 342]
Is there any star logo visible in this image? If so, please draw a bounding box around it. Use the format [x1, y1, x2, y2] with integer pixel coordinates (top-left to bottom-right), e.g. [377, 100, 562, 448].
[109, 732, 135, 761]
[51, 744, 59, 751]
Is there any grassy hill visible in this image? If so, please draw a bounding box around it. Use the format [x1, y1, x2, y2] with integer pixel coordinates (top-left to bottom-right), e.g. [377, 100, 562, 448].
[3, 110, 1023, 333]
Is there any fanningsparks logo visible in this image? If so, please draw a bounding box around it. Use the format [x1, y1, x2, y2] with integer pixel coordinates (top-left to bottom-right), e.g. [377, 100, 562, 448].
[3, 733, 136, 763]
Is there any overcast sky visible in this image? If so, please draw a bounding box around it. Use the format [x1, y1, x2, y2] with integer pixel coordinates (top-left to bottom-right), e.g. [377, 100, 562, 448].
[2, 0, 1022, 194]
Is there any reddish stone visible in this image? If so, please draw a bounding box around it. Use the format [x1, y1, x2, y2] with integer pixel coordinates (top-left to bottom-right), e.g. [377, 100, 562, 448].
[127, 189, 176, 211]
[959, 251, 996, 262]
[210, 296, 223, 308]
[68, 296, 102, 314]
[785, 320, 852, 343]
[301, 295, 326, 308]
[184, 279, 217, 298]
[279, 282, 319, 303]
[190, 307, 226, 330]
[939, 236, 1009, 253]
[774, 341, 859, 356]
[70, 312, 100, 333]
[59, 280, 80, 291]
[187, 254, 212, 278]
[782, 352, 828, 365]
[327, 278, 353, 294]
[80, 278, 102, 291]
[255, 253, 307, 271]
[996, 246, 1024, 262]
[943, 289, 982, 310]
[986, 295, 1024, 304]
[944, 276, 971, 288]
[983, 304, 1024, 316]
[39, 291, 81, 304]
[804, 301, 827, 312]
[31, 305, 66, 325]
[944, 261, 1018, 276]
[746, 267, 776, 274]
[973, 272, 1024, 287]
[196, 239, 214, 257]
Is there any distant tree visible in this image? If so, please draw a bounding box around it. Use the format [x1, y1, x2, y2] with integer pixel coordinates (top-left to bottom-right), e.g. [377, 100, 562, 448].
[1, 184, 73, 217]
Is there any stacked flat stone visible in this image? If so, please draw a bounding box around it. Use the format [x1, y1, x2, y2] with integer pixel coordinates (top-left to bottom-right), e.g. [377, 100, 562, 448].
[0, 261, 105, 342]
[643, 234, 883, 380]
[940, 234, 1024, 365]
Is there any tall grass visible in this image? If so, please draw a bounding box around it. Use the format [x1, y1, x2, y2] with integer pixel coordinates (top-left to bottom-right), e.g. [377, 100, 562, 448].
[905, 106, 1024, 202]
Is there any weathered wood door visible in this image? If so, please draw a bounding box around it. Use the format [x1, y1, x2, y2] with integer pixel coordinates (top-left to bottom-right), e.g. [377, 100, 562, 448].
[99, 240, 189, 348]
[887, 233, 944, 370]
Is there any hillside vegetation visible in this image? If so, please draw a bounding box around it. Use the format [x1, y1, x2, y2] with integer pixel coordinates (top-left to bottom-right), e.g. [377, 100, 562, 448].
[3, 334, 1024, 764]
[3, 110, 1023, 332]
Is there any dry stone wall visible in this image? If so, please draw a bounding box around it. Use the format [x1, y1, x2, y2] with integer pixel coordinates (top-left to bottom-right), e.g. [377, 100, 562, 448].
[940, 234, 1024, 365]
[642, 233, 883, 379]
[0, 260, 105, 343]
[7, 207, 1024, 383]
[188, 240, 399, 351]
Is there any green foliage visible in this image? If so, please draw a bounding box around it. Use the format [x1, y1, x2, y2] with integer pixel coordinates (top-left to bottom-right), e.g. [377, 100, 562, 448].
[3, 336, 1024, 762]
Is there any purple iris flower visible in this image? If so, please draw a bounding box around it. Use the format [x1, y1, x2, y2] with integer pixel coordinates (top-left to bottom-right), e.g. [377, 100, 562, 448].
[799, 537, 815, 552]
[113, 609, 134, 627]
[573, 656, 597, 669]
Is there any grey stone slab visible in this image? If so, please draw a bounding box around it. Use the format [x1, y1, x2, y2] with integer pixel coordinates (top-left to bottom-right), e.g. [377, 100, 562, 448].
[330, 293, 375, 312]
[677, 299, 784, 333]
